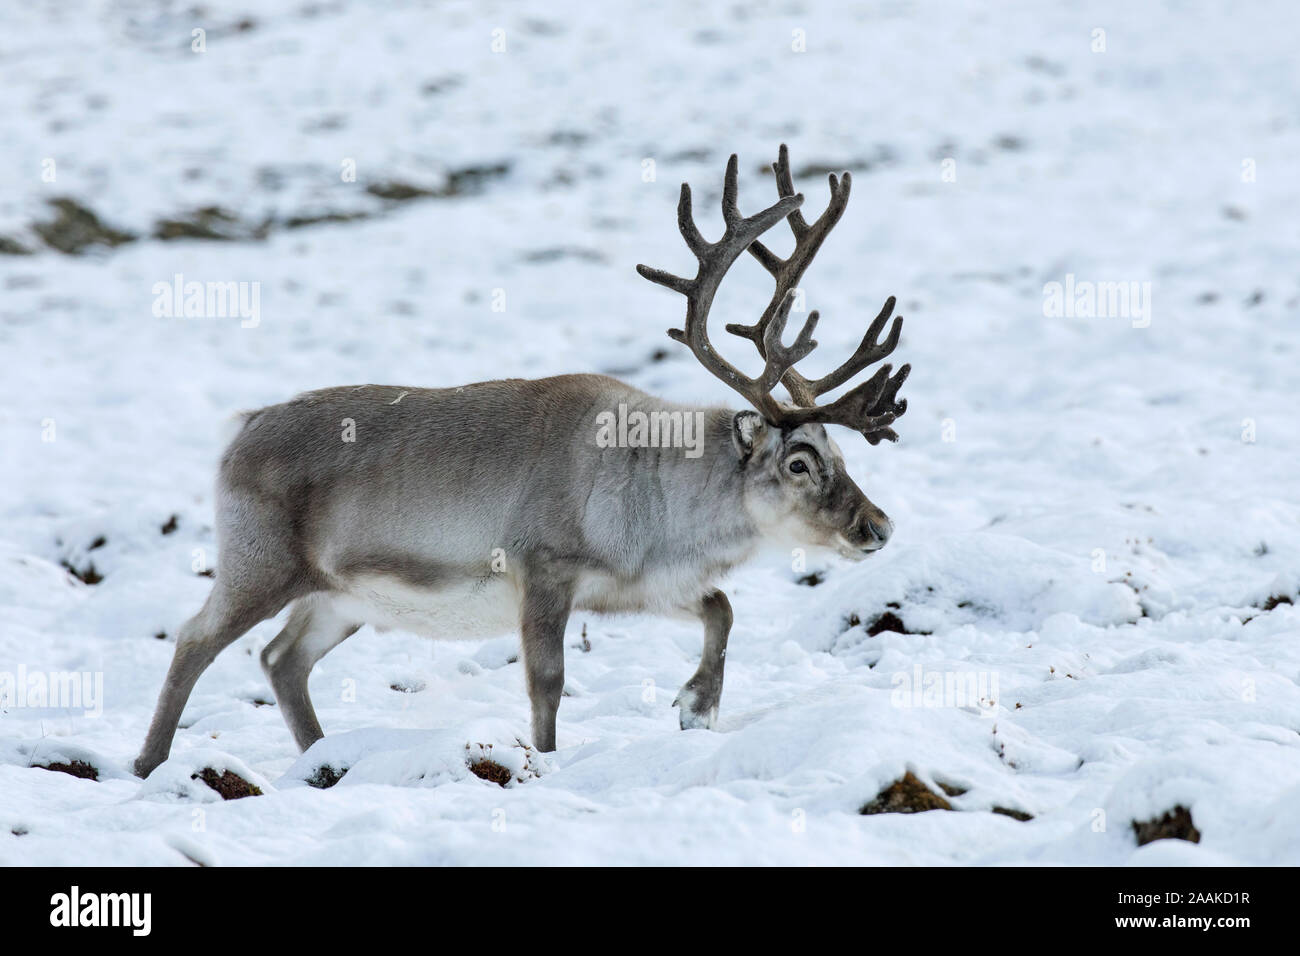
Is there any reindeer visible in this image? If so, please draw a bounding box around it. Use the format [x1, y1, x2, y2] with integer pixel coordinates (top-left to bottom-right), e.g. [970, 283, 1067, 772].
[134, 145, 911, 778]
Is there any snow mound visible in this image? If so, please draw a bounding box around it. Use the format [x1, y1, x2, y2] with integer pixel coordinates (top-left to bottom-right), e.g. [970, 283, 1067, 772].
[801, 532, 1141, 650]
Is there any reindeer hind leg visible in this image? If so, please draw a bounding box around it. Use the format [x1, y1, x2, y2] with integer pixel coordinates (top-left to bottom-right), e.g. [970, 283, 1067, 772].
[260, 594, 359, 752]
[135, 491, 313, 777]
[134, 576, 301, 777]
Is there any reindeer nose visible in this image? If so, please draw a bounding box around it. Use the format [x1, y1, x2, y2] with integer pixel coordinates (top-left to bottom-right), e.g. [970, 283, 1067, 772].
[858, 512, 893, 550]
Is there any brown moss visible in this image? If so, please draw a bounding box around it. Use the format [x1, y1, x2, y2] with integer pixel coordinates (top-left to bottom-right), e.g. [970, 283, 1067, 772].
[444, 163, 511, 196]
[866, 610, 932, 636]
[1259, 594, 1293, 612]
[193, 768, 262, 800]
[61, 560, 103, 585]
[283, 211, 370, 230]
[34, 198, 136, 254]
[861, 771, 952, 814]
[39, 759, 99, 781]
[992, 806, 1034, 821]
[368, 164, 510, 203]
[0, 235, 33, 255]
[366, 182, 436, 201]
[867, 611, 908, 635]
[1133, 805, 1200, 846]
[468, 758, 513, 787]
[152, 206, 245, 241]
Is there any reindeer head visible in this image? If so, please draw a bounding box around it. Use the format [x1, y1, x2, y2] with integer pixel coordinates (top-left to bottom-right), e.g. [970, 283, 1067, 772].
[638, 145, 909, 559]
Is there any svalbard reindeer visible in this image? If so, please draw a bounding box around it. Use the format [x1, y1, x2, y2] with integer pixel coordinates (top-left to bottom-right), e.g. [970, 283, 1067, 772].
[134, 145, 911, 777]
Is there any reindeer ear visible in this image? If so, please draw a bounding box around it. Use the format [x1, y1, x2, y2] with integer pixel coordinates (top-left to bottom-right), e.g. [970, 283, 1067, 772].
[732, 410, 765, 459]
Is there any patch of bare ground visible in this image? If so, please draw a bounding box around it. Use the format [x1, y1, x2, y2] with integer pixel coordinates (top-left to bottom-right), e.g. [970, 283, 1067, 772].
[466, 742, 540, 787]
[1133, 805, 1200, 846]
[864, 775, 1033, 820]
[306, 765, 346, 789]
[193, 768, 262, 799]
[468, 758, 513, 787]
[38, 760, 99, 781]
[861, 772, 952, 814]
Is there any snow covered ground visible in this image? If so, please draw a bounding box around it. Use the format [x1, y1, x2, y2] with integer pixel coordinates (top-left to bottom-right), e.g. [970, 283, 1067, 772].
[2, 0, 1298, 865]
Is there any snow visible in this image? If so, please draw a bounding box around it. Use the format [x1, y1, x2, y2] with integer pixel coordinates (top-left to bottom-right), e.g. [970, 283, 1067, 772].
[2, 0, 1298, 865]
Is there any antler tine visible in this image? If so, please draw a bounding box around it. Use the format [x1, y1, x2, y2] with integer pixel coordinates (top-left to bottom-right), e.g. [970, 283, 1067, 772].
[636, 153, 807, 420]
[782, 361, 912, 443]
[799, 296, 903, 398]
[726, 145, 854, 407]
[720, 154, 743, 228]
[731, 166, 851, 333]
[771, 142, 810, 237]
[676, 183, 710, 257]
[758, 292, 819, 393]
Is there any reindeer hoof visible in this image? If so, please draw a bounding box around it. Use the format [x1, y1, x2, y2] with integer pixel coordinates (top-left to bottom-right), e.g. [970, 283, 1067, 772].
[674, 687, 719, 730]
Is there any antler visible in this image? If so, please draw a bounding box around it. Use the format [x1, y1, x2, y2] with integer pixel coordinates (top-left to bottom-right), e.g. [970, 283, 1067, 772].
[635, 154, 816, 423]
[729, 144, 909, 444]
[638, 146, 910, 444]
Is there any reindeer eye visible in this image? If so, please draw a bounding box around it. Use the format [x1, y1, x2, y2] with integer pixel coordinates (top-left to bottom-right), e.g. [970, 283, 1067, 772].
[788, 459, 808, 475]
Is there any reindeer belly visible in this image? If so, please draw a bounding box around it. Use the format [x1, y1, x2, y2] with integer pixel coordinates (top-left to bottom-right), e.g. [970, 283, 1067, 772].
[575, 563, 716, 616]
[330, 573, 522, 639]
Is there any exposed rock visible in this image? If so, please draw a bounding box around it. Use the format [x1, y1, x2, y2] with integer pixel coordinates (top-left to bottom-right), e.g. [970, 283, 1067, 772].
[306, 765, 346, 789]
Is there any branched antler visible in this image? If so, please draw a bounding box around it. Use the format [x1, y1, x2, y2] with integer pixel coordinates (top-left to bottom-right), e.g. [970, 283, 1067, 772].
[637, 145, 910, 444]
[635, 154, 815, 423]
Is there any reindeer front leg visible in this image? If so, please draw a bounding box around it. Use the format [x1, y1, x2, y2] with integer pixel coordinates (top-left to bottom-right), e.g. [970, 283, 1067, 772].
[520, 564, 576, 752]
[674, 588, 733, 730]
